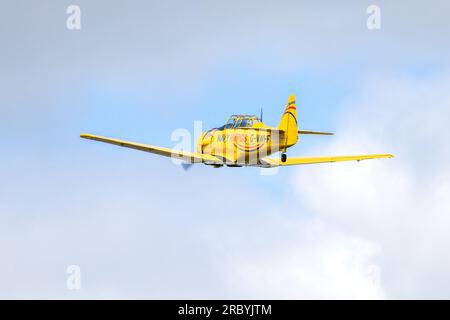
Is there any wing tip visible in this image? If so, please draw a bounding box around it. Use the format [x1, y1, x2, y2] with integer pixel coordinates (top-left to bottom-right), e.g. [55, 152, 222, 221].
[361, 154, 394, 160]
[80, 133, 95, 139]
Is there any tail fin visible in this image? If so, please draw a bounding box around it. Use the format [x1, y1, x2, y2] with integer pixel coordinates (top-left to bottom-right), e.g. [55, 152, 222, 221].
[278, 94, 298, 148]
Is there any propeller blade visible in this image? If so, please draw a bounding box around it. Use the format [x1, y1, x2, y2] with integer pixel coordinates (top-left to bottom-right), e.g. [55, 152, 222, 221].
[181, 163, 193, 171]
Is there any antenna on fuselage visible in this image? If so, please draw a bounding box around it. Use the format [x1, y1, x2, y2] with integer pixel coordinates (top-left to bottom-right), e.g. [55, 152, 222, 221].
[260, 107, 263, 122]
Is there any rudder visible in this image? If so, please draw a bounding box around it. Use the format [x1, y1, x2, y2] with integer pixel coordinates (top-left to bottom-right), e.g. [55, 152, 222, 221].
[278, 94, 298, 148]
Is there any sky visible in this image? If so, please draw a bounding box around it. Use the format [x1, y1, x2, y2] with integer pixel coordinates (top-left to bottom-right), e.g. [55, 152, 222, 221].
[1, 0, 450, 299]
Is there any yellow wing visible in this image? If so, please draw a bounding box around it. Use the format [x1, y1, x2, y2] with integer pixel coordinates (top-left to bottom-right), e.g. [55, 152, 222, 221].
[80, 133, 222, 165]
[261, 154, 393, 167]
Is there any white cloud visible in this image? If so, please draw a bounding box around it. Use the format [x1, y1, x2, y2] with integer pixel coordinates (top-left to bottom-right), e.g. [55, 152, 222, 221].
[292, 72, 450, 298]
[222, 218, 384, 299]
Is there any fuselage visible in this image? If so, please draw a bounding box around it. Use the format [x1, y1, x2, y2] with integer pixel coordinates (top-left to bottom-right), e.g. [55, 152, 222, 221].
[196, 116, 285, 166]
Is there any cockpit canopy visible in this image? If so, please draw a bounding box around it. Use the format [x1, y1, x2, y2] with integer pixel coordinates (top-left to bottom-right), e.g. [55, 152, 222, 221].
[219, 115, 262, 129]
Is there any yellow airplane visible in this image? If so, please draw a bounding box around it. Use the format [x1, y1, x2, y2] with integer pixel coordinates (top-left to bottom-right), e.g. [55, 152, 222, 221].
[80, 94, 393, 168]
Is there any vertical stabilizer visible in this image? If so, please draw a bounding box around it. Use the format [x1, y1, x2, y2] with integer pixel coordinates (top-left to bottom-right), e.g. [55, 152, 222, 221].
[278, 94, 298, 148]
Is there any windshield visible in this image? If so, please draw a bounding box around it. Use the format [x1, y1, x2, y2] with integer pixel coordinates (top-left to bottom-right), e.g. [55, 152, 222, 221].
[239, 119, 254, 127]
[221, 115, 260, 129]
[225, 116, 237, 129]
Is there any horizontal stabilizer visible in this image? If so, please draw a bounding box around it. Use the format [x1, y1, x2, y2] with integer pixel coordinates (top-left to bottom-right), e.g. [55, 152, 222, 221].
[298, 130, 333, 135]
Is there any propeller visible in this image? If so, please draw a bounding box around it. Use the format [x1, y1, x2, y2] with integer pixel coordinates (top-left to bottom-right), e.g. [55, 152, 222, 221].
[181, 162, 193, 171]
